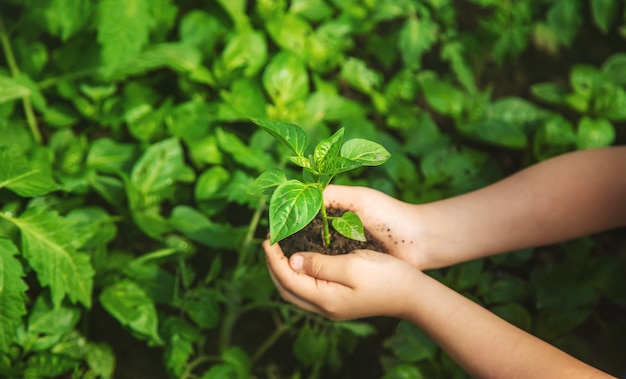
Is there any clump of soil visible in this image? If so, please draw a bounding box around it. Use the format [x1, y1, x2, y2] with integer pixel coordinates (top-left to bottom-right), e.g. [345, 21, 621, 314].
[279, 208, 387, 257]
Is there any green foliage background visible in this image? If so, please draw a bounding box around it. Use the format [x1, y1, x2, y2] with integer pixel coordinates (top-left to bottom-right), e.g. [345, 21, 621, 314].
[1, 0, 626, 378]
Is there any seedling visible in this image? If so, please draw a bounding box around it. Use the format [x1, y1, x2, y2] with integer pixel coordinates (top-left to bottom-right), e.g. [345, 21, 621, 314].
[249, 118, 390, 246]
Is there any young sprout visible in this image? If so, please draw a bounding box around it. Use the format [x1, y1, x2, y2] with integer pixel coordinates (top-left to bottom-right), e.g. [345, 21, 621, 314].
[248, 118, 390, 246]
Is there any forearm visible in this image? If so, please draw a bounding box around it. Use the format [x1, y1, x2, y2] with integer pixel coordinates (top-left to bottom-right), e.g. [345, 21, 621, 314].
[403, 271, 615, 379]
[417, 147, 626, 269]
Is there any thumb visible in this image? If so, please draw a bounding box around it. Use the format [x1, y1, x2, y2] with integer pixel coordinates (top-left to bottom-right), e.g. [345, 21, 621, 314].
[289, 252, 352, 284]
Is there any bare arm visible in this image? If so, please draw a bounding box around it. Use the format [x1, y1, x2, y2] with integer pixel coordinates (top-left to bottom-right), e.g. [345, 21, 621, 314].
[417, 146, 626, 269]
[264, 243, 616, 379]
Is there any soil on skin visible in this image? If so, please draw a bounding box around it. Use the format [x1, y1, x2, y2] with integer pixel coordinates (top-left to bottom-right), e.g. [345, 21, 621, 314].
[279, 208, 387, 257]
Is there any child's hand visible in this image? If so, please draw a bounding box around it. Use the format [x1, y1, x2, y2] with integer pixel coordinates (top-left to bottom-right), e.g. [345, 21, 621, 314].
[323, 185, 427, 269]
[263, 239, 421, 320]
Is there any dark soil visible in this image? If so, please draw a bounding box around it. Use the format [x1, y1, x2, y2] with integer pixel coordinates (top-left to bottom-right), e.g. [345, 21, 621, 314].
[278, 208, 387, 257]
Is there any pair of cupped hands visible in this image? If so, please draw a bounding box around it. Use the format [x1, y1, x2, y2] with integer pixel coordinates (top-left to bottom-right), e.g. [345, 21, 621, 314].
[264, 184, 430, 321]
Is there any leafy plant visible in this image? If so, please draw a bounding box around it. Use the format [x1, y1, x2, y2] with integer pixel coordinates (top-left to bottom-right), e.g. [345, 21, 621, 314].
[1, 0, 625, 378]
[249, 118, 390, 246]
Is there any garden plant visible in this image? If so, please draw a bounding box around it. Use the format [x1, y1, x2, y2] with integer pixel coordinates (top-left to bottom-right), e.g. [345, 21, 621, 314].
[0, 0, 626, 378]
[249, 117, 390, 250]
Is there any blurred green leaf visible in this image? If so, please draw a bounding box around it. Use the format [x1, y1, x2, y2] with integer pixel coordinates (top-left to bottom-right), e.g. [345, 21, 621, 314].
[576, 117, 615, 149]
[533, 115, 576, 160]
[420, 75, 464, 117]
[294, 325, 329, 367]
[2, 207, 94, 308]
[0, 238, 28, 354]
[590, 0, 619, 34]
[602, 53, 626, 86]
[169, 206, 247, 250]
[461, 120, 527, 149]
[263, 51, 309, 106]
[97, 0, 154, 74]
[384, 321, 437, 363]
[99, 279, 163, 345]
[195, 166, 231, 200]
[340, 57, 382, 95]
[531, 83, 568, 105]
[399, 16, 437, 69]
[0, 74, 31, 104]
[221, 29, 267, 78]
[0, 147, 58, 197]
[180, 288, 221, 330]
[86, 138, 137, 175]
[546, 0, 583, 46]
[130, 138, 195, 195]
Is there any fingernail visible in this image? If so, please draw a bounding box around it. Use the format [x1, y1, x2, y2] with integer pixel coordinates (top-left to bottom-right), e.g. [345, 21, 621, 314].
[290, 254, 303, 270]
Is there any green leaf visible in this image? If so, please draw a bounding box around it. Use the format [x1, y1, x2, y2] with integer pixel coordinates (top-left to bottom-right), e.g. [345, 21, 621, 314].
[334, 321, 377, 337]
[591, 0, 619, 34]
[0, 74, 31, 104]
[221, 29, 267, 77]
[398, 16, 437, 68]
[419, 75, 465, 117]
[384, 320, 437, 363]
[43, 0, 92, 41]
[85, 343, 116, 379]
[533, 115, 576, 160]
[340, 139, 391, 166]
[181, 288, 221, 330]
[382, 364, 424, 379]
[250, 118, 309, 157]
[317, 156, 362, 176]
[602, 53, 626, 86]
[27, 294, 81, 348]
[269, 180, 322, 244]
[99, 279, 163, 345]
[216, 128, 272, 171]
[287, 155, 313, 169]
[112, 43, 203, 79]
[340, 58, 382, 95]
[262, 51, 309, 105]
[169, 206, 247, 250]
[265, 13, 311, 57]
[220, 78, 267, 118]
[248, 169, 287, 196]
[0, 147, 58, 197]
[546, 0, 583, 47]
[461, 120, 527, 149]
[0, 238, 28, 354]
[221, 346, 251, 379]
[130, 138, 195, 195]
[2, 207, 94, 308]
[162, 318, 201, 377]
[97, 0, 154, 74]
[179, 10, 227, 56]
[314, 127, 344, 167]
[531, 82, 568, 105]
[86, 138, 137, 175]
[195, 166, 231, 201]
[577, 117, 615, 149]
[294, 325, 328, 367]
[332, 211, 365, 242]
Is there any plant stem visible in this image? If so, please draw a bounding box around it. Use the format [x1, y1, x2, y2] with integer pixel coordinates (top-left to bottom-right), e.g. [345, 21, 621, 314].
[0, 15, 43, 145]
[238, 195, 267, 266]
[320, 199, 331, 246]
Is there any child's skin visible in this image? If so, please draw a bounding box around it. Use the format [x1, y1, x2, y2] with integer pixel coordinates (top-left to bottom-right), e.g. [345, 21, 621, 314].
[264, 146, 626, 379]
